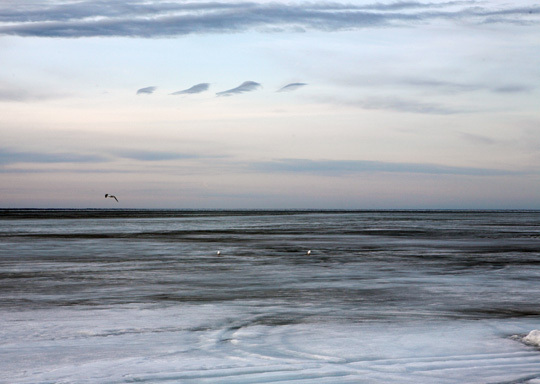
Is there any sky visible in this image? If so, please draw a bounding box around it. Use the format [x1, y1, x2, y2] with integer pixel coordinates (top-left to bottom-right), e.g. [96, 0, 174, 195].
[1, 0, 539, 209]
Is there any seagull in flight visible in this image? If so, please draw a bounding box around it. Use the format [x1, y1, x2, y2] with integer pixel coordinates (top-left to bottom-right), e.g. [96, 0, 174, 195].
[105, 194, 118, 202]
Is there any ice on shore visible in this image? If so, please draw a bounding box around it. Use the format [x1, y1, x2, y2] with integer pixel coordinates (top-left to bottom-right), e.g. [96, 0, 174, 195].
[523, 330, 540, 347]
[3, 306, 540, 384]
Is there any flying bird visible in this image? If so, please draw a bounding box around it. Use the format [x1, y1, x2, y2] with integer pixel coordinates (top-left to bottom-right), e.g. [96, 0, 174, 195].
[105, 194, 118, 202]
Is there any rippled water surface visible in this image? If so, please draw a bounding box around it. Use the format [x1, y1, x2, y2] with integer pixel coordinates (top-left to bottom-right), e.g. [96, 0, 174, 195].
[1, 210, 540, 383]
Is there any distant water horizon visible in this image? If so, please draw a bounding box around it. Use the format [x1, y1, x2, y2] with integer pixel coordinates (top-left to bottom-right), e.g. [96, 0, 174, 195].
[3, 207, 540, 214]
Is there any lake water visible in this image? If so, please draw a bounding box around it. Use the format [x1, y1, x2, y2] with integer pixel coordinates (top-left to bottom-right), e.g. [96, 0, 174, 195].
[1, 209, 540, 383]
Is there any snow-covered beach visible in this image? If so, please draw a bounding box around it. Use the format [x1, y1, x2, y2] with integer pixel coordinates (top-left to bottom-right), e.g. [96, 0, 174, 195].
[2, 210, 540, 383]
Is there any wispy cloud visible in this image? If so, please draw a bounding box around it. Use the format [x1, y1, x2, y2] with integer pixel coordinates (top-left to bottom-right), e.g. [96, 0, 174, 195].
[216, 81, 261, 97]
[359, 97, 465, 114]
[459, 132, 498, 145]
[277, 83, 307, 92]
[399, 78, 535, 95]
[0, 88, 44, 102]
[171, 83, 209, 95]
[0, 83, 69, 102]
[0, 148, 107, 165]
[492, 85, 534, 93]
[0, 1, 537, 38]
[136, 86, 157, 95]
[252, 158, 522, 176]
[114, 149, 198, 161]
[318, 95, 466, 115]
[400, 78, 483, 94]
[360, 1, 476, 11]
[333, 75, 535, 96]
[0, 147, 210, 166]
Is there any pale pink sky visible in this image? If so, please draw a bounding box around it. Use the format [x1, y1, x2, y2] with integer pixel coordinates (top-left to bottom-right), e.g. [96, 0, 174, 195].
[1, 0, 539, 208]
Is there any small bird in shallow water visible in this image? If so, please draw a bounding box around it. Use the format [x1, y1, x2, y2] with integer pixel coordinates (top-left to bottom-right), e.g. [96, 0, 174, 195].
[306, 250, 311, 255]
[216, 251, 221, 255]
[105, 194, 118, 202]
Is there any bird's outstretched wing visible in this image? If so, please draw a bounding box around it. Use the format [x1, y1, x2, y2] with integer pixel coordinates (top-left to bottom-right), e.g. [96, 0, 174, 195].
[105, 193, 118, 202]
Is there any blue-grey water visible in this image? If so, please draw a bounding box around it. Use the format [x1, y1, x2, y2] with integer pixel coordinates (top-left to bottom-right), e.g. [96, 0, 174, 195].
[1, 210, 540, 383]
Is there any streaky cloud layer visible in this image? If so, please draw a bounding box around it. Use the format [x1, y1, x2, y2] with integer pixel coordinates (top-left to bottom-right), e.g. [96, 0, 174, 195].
[216, 81, 261, 97]
[0, 1, 537, 37]
[0, 86, 66, 102]
[114, 149, 198, 161]
[0, 148, 107, 165]
[314, 95, 468, 115]
[0, 147, 217, 169]
[252, 159, 524, 176]
[171, 83, 210, 95]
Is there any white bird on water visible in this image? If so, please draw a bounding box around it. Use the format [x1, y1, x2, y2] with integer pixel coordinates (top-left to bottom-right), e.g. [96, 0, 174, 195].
[306, 250, 311, 255]
[105, 194, 118, 202]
